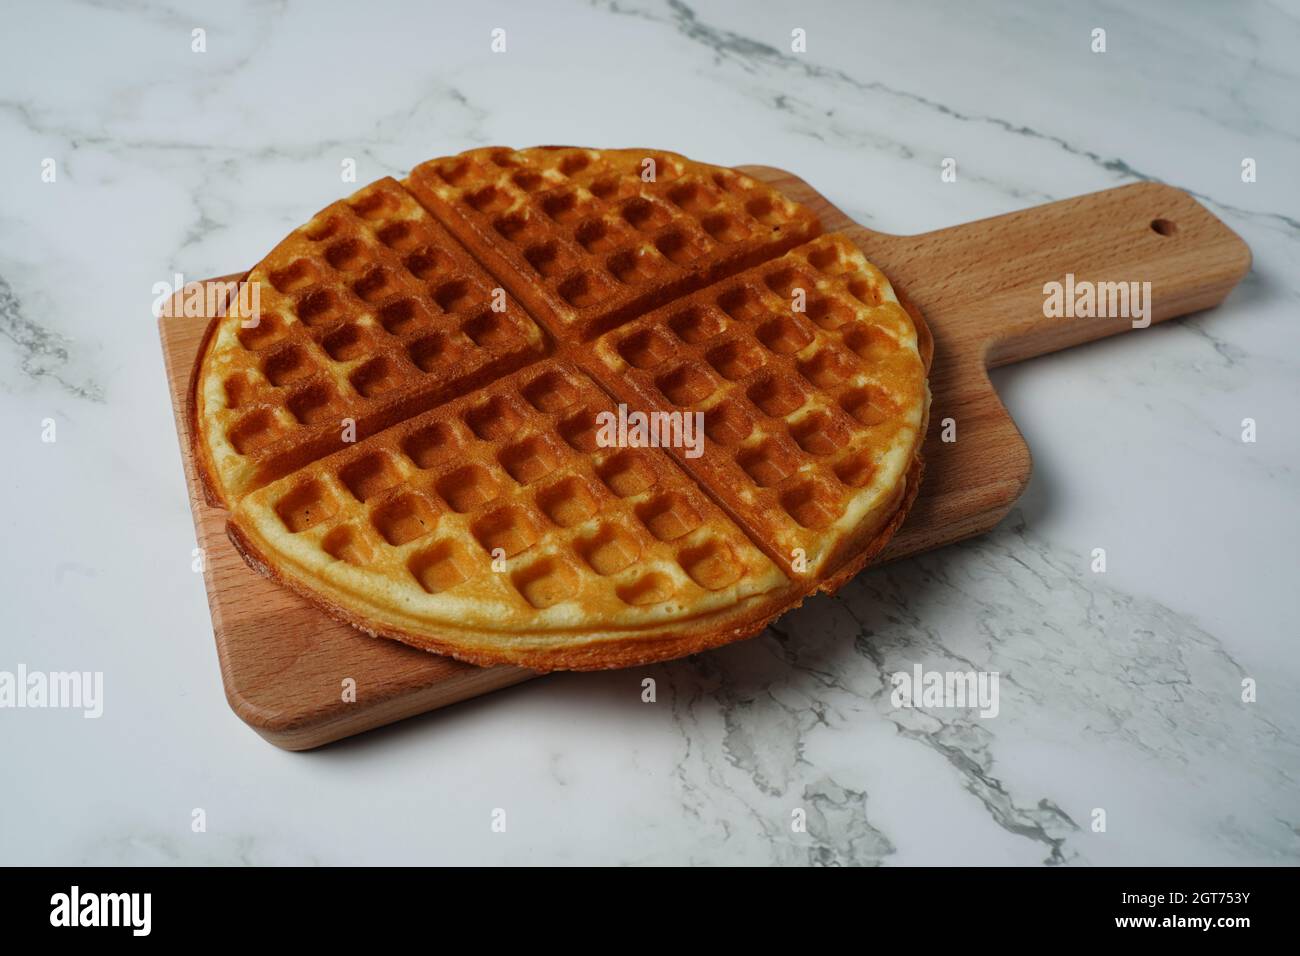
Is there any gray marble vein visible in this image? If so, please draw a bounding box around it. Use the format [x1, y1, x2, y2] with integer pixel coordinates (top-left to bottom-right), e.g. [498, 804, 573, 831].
[0, 273, 103, 401]
[598, 0, 1300, 234]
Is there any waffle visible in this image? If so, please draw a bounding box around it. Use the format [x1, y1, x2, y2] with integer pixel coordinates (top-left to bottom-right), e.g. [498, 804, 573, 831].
[193, 177, 545, 506]
[228, 361, 798, 669]
[580, 233, 930, 583]
[405, 146, 822, 340]
[191, 147, 930, 671]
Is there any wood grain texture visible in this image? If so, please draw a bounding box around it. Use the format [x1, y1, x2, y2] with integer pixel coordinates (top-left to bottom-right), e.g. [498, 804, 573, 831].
[160, 167, 1250, 750]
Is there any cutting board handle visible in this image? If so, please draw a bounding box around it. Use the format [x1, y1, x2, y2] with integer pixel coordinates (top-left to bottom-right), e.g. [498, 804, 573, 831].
[844, 182, 1251, 367]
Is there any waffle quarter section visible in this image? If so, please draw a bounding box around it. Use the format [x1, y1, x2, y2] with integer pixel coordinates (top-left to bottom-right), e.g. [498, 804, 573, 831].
[226, 360, 796, 670]
[405, 146, 821, 341]
[193, 177, 545, 506]
[583, 233, 929, 580]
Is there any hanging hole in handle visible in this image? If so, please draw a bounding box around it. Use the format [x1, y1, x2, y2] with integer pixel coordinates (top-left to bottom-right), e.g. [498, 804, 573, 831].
[1150, 218, 1177, 237]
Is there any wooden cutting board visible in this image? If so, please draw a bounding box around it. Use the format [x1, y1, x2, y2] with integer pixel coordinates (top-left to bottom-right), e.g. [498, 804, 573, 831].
[158, 167, 1250, 750]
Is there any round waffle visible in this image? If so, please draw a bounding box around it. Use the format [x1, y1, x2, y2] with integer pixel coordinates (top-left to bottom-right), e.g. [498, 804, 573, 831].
[192, 146, 930, 671]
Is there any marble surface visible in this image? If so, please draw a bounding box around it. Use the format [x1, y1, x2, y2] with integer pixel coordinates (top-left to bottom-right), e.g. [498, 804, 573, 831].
[1, 0, 1297, 866]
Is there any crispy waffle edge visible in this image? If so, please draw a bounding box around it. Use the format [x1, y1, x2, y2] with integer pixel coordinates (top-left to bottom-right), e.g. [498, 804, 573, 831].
[227, 513, 803, 672]
[189, 271, 250, 511]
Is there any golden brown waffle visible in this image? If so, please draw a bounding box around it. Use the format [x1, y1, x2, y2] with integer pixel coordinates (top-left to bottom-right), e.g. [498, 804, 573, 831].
[193, 177, 545, 505]
[228, 361, 798, 669]
[580, 234, 929, 582]
[405, 147, 822, 340]
[191, 147, 930, 671]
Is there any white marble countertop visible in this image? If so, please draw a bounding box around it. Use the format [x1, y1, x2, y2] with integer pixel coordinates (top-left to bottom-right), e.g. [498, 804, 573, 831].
[1, 0, 1296, 866]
